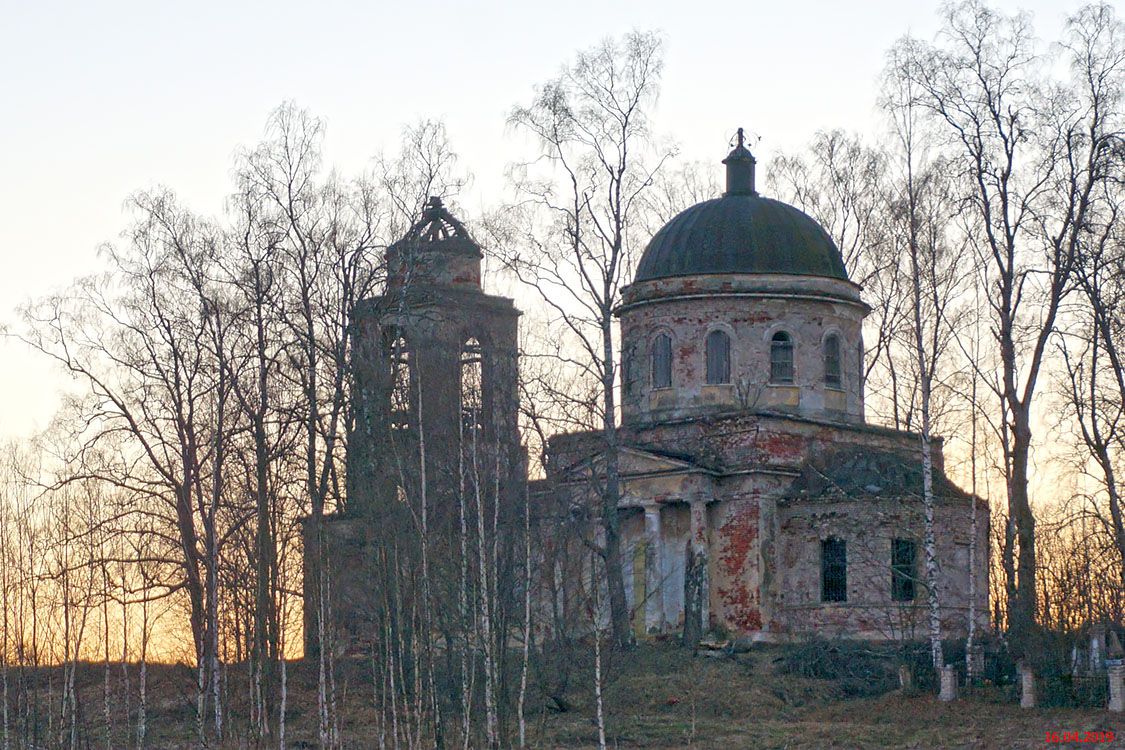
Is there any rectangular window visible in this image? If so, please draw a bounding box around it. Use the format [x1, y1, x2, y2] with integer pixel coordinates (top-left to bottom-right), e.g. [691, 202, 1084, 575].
[821, 538, 847, 603]
[891, 538, 917, 602]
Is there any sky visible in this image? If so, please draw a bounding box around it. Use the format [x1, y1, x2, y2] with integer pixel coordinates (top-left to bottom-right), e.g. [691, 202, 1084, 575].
[0, 0, 1083, 441]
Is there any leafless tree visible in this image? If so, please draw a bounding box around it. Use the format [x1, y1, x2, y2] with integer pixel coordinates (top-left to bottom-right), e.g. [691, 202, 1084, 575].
[20, 197, 234, 743]
[504, 29, 671, 650]
[769, 130, 911, 427]
[1055, 3, 1125, 596]
[898, 0, 1121, 656]
[883, 45, 972, 669]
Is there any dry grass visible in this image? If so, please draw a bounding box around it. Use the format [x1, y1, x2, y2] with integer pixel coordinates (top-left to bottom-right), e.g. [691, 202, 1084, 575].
[538, 642, 1122, 749]
[5, 643, 1121, 748]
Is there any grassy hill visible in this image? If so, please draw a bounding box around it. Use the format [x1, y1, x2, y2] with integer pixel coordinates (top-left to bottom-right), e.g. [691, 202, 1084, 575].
[4, 642, 1120, 748]
[537, 642, 1121, 749]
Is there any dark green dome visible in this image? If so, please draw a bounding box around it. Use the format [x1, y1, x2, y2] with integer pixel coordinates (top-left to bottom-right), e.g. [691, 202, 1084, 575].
[634, 129, 848, 284]
[634, 194, 848, 282]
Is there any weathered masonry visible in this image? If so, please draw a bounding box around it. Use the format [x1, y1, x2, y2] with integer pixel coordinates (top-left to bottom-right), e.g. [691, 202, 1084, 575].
[543, 131, 989, 641]
[306, 132, 989, 649]
[304, 198, 524, 652]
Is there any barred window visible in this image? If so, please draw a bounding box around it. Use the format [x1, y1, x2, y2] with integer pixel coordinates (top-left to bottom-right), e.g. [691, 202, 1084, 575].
[892, 538, 917, 602]
[705, 330, 731, 385]
[770, 331, 794, 384]
[824, 334, 842, 388]
[651, 333, 672, 389]
[821, 538, 847, 603]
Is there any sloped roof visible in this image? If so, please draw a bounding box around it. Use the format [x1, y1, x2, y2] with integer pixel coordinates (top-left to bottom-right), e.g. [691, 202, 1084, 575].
[787, 447, 971, 502]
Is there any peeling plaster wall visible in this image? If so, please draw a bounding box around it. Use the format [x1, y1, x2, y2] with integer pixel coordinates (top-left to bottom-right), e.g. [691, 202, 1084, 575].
[598, 410, 988, 641]
[777, 497, 990, 640]
[712, 495, 763, 632]
[546, 268, 988, 644]
[619, 274, 867, 425]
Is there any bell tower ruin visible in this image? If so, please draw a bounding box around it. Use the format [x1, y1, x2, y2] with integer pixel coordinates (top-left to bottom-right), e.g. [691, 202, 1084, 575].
[304, 197, 523, 653]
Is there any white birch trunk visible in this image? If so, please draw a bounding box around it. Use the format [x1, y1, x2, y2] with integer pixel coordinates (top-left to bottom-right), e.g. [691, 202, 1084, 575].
[919, 412, 944, 669]
[457, 414, 471, 749]
[390, 564, 415, 750]
[594, 627, 607, 750]
[197, 660, 207, 748]
[1, 494, 9, 750]
[373, 649, 386, 750]
[103, 563, 111, 750]
[210, 542, 222, 743]
[592, 555, 607, 750]
[386, 618, 400, 750]
[317, 547, 331, 749]
[415, 375, 441, 745]
[119, 549, 130, 745]
[902, 119, 944, 671]
[1, 615, 6, 750]
[328, 636, 340, 748]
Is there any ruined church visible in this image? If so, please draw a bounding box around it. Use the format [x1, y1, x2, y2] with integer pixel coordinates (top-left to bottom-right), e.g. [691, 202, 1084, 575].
[306, 132, 988, 649]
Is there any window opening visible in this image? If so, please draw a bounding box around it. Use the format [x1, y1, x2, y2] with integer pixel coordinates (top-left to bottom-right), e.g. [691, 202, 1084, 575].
[705, 330, 731, 385]
[460, 338, 483, 435]
[651, 333, 672, 389]
[387, 333, 411, 430]
[770, 331, 795, 384]
[892, 538, 917, 602]
[824, 334, 842, 388]
[821, 537, 847, 602]
[622, 343, 638, 397]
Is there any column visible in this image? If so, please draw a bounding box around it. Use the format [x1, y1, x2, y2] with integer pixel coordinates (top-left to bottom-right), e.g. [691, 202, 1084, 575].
[689, 499, 710, 635]
[644, 505, 663, 634]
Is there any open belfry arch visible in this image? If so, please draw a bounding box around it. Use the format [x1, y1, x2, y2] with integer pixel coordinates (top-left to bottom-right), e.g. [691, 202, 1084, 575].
[304, 197, 523, 653]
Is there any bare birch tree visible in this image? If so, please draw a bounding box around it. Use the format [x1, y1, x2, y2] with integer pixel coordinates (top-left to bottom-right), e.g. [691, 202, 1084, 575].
[505, 30, 671, 650]
[899, 0, 1120, 657]
[883, 43, 970, 670]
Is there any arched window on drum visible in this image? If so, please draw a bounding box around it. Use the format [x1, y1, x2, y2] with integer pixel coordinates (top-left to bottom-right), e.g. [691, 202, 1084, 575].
[705, 329, 731, 385]
[651, 333, 672, 389]
[824, 334, 842, 389]
[770, 331, 795, 384]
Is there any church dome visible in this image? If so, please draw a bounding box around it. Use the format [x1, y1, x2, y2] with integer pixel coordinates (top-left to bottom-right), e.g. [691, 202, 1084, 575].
[634, 131, 848, 283]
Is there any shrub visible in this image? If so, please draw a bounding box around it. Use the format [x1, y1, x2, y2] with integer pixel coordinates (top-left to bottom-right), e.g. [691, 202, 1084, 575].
[775, 638, 901, 697]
